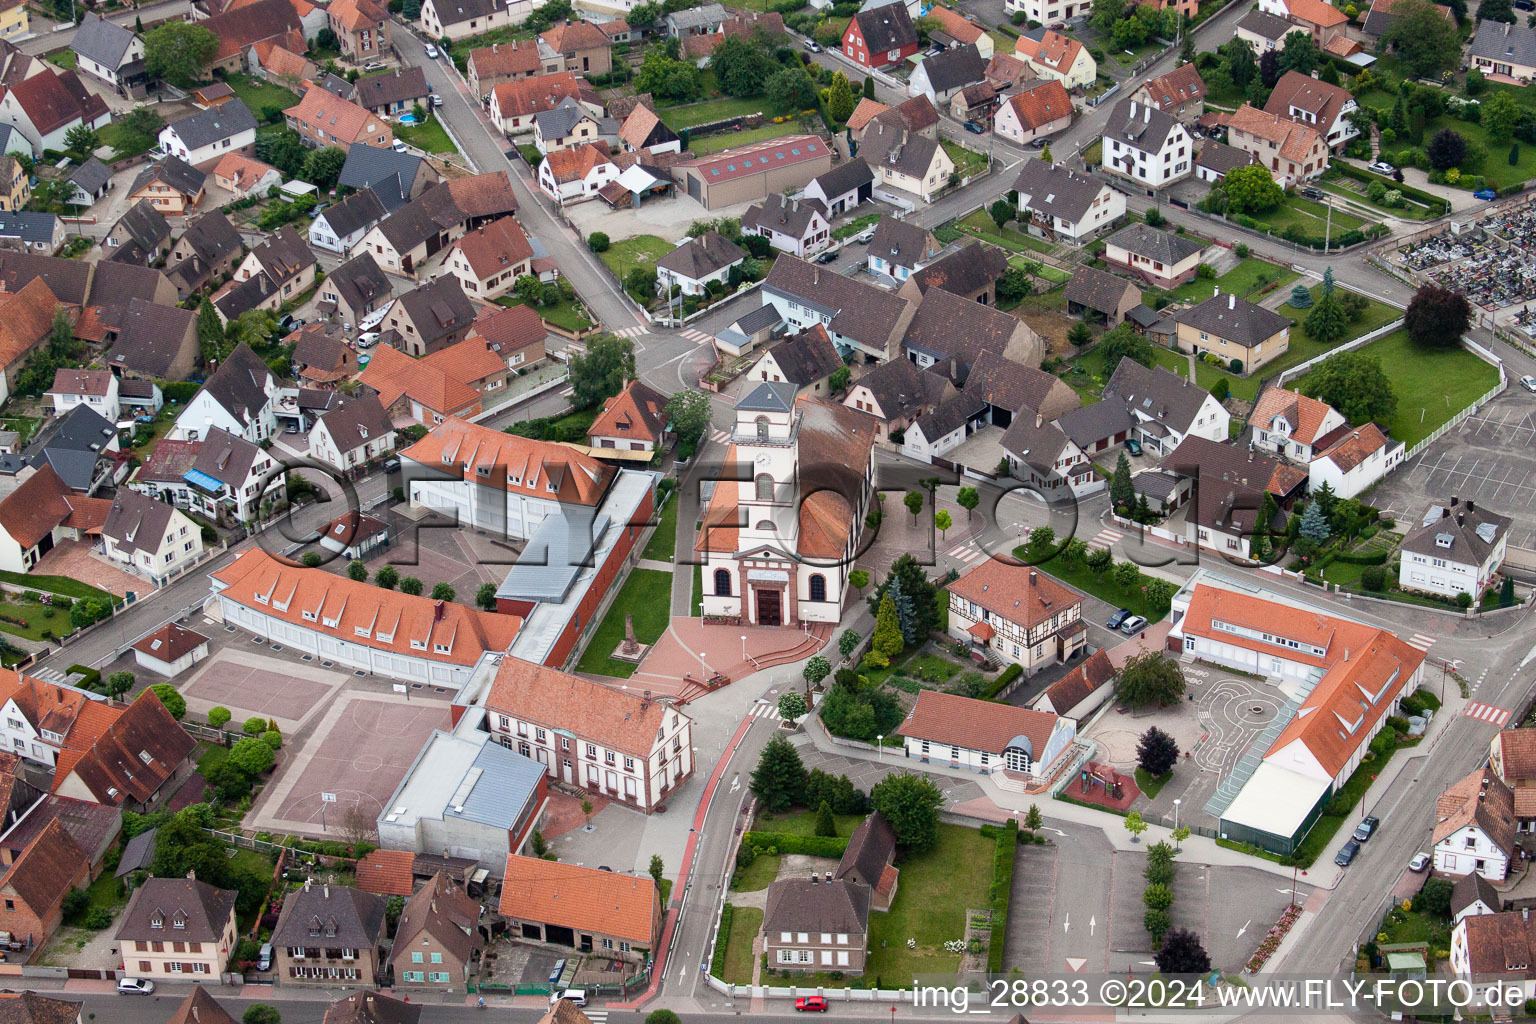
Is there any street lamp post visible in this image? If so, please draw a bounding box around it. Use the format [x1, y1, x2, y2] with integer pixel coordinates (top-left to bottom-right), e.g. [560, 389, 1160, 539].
[1173, 798, 1181, 849]
[741, 635, 747, 661]
[877, 735, 884, 762]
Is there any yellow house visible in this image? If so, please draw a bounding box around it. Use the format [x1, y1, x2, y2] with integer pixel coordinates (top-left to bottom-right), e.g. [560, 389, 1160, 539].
[1171, 291, 1291, 374]
[0, 0, 28, 40]
[860, 118, 956, 202]
[0, 155, 28, 212]
[1014, 29, 1096, 90]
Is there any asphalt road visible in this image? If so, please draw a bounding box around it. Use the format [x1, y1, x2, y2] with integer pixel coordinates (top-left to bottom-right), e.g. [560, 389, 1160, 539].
[18, 0, 192, 54]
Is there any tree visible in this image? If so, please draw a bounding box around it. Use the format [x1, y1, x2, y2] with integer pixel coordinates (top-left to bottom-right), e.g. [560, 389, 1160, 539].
[299, 146, 348, 193]
[802, 655, 830, 688]
[476, 582, 498, 611]
[1427, 128, 1467, 170]
[635, 48, 699, 101]
[956, 486, 980, 520]
[1155, 928, 1211, 972]
[1114, 560, 1141, 594]
[870, 772, 943, 850]
[430, 582, 455, 601]
[903, 490, 923, 521]
[934, 509, 952, 538]
[1143, 882, 1174, 910]
[143, 22, 219, 88]
[375, 565, 399, 589]
[661, 389, 711, 458]
[581, 798, 594, 828]
[1303, 284, 1350, 345]
[1136, 726, 1179, 777]
[750, 735, 807, 810]
[1258, 48, 1280, 88]
[1124, 810, 1148, 842]
[1297, 500, 1331, 544]
[393, 576, 420, 596]
[1097, 322, 1155, 376]
[1414, 877, 1455, 916]
[778, 691, 808, 719]
[1480, 0, 1516, 20]
[242, 717, 266, 736]
[864, 76, 876, 99]
[766, 67, 816, 112]
[588, 231, 610, 253]
[63, 124, 98, 158]
[197, 298, 223, 361]
[886, 573, 918, 645]
[996, 267, 1032, 304]
[208, 706, 232, 729]
[645, 1012, 680, 1024]
[149, 683, 186, 720]
[1382, 0, 1462, 78]
[1302, 350, 1396, 425]
[1178, 31, 1196, 65]
[347, 560, 368, 582]
[1483, 89, 1521, 143]
[106, 671, 135, 699]
[1024, 525, 1057, 563]
[568, 334, 636, 409]
[243, 1006, 282, 1024]
[712, 35, 776, 97]
[886, 554, 940, 638]
[829, 366, 851, 393]
[1040, 142, 1054, 164]
[989, 198, 1014, 232]
[814, 801, 837, 837]
[1067, 322, 1094, 351]
[1114, 650, 1187, 708]
[1222, 37, 1257, 89]
[1110, 452, 1134, 512]
[1405, 283, 1472, 349]
[648, 854, 665, 889]
[1024, 804, 1043, 831]
[1223, 163, 1285, 214]
[849, 570, 869, 592]
[228, 735, 276, 776]
[1090, 0, 1129, 32]
[827, 71, 855, 121]
[1252, 490, 1279, 561]
[1278, 30, 1319, 76]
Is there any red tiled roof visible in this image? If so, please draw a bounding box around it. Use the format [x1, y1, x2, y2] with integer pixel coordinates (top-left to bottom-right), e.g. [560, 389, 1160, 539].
[1002, 79, 1072, 131]
[57, 687, 195, 805]
[895, 689, 1062, 756]
[400, 416, 615, 506]
[498, 855, 659, 946]
[485, 658, 684, 758]
[285, 87, 390, 146]
[588, 379, 667, 445]
[0, 277, 63, 373]
[541, 142, 612, 184]
[945, 557, 1084, 629]
[449, 216, 533, 281]
[355, 849, 416, 895]
[131, 622, 209, 663]
[493, 71, 591, 119]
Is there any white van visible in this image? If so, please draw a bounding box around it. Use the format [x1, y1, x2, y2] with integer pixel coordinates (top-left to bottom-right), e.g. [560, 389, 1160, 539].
[551, 989, 587, 1007]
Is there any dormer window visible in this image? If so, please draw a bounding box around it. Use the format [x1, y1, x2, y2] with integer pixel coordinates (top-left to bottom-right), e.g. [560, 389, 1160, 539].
[172, 911, 187, 930]
[433, 642, 450, 653]
[410, 639, 427, 651]
[150, 913, 164, 929]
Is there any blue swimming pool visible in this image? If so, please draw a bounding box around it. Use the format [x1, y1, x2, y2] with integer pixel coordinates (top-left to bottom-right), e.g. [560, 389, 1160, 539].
[398, 113, 419, 124]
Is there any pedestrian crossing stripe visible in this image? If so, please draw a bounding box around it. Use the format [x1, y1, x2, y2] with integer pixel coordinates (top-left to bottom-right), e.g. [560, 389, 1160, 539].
[614, 325, 650, 338]
[1088, 528, 1123, 551]
[1464, 703, 1511, 727]
[585, 1013, 608, 1023]
[751, 702, 781, 720]
[946, 543, 983, 563]
[1405, 634, 1437, 652]
[709, 428, 730, 444]
[681, 328, 714, 343]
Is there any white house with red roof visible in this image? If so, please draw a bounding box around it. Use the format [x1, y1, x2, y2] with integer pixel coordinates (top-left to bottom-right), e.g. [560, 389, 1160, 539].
[945, 558, 1086, 673]
[894, 689, 1076, 780]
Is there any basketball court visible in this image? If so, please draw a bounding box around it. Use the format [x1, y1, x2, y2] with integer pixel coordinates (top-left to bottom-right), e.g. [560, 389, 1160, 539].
[181, 648, 346, 732]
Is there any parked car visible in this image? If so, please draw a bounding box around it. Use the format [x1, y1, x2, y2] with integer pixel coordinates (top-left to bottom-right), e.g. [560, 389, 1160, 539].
[424, 43, 439, 58]
[364, 61, 386, 71]
[431, 94, 443, 107]
[1125, 438, 1143, 456]
[1521, 374, 1536, 393]
[118, 978, 155, 995]
[383, 458, 401, 474]
[1027, 136, 1049, 148]
[804, 39, 822, 52]
[257, 943, 273, 972]
[964, 120, 987, 134]
[1335, 839, 1360, 867]
[392, 139, 409, 153]
[1353, 815, 1380, 842]
[1301, 187, 1325, 200]
[550, 989, 586, 1007]
[1475, 188, 1497, 201]
[1408, 852, 1431, 872]
[285, 422, 300, 434]
[855, 229, 875, 244]
[1516, 0, 1533, 11]
[815, 250, 838, 264]
[1368, 160, 1395, 175]
[358, 331, 381, 348]
[796, 997, 829, 1012]
[1107, 608, 1133, 630]
[1118, 614, 1148, 635]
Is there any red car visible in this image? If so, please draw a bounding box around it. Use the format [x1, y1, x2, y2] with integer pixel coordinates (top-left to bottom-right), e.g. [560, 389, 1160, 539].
[795, 997, 828, 1012]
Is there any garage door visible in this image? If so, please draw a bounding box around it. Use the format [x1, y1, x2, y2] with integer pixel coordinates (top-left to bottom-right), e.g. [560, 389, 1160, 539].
[546, 925, 575, 947]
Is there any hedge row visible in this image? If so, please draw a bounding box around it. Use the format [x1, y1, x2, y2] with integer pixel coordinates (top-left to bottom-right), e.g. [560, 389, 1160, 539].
[712, 904, 734, 978]
[68, 665, 100, 690]
[986, 819, 1017, 972]
[1330, 163, 1448, 215]
[741, 831, 849, 858]
[1332, 548, 1389, 566]
[984, 664, 1023, 700]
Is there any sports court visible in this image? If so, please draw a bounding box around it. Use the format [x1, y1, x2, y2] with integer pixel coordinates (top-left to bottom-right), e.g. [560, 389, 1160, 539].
[254, 693, 449, 834]
[181, 648, 345, 732]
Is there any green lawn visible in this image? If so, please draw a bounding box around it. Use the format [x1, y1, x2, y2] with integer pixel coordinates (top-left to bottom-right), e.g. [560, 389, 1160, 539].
[1297, 330, 1500, 449]
[1316, 177, 1434, 221]
[396, 117, 456, 155]
[958, 209, 1056, 254]
[865, 825, 995, 982]
[1016, 544, 1166, 624]
[691, 564, 703, 616]
[600, 234, 674, 280]
[833, 212, 880, 240]
[659, 96, 767, 130]
[754, 806, 868, 837]
[1381, 906, 1451, 952]
[1382, 113, 1536, 191]
[721, 906, 763, 984]
[1244, 194, 1369, 243]
[1135, 768, 1171, 799]
[98, 122, 156, 162]
[0, 571, 114, 603]
[497, 296, 592, 333]
[197, 742, 231, 775]
[575, 568, 673, 678]
[689, 121, 804, 155]
[941, 139, 988, 178]
[222, 73, 301, 117]
[0, 599, 77, 641]
[733, 853, 781, 892]
[1276, 284, 1401, 359]
[47, 49, 76, 70]
[1165, 257, 1298, 304]
[642, 493, 678, 561]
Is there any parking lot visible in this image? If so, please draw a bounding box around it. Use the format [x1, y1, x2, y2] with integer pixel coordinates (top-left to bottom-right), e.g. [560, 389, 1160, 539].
[1371, 386, 1536, 549]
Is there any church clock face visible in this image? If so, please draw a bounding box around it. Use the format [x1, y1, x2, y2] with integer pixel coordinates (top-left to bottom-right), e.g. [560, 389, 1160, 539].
[756, 453, 771, 466]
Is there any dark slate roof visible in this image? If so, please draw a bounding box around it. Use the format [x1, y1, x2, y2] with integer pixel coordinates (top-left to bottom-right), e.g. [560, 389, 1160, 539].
[338, 144, 424, 211]
[67, 157, 111, 196]
[914, 391, 987, 438]
[0, 252, 91, 304]
[107, 298, 196, 378]
[962, 349, 1065, 413]
[165, 98, 257, 151]
[1000, 410, 1072, 469]
[112, 199, 170, 253]
[656, 230, 746, 280]
[851, 355, 948, 420]
[732, 302, 782, 335]
[24, 405, 116, 490]
[741, 194, 828, 241]
[1195, 139, 1257, 175]
[1451, 871, 1502, 919]
[868, 216, 938, 271]
[1237, 8, 1293, 38]
[1055, 396, 1135, 449]
[906, 241, 1007, 298]
[918, 43, 986, 95]
[1400, 499, 1512, 566]
[902, 287, 1020, 376]
[397, 275, 477, 345]
[764, 326, 842, 386]
[202, 342, 272, 425]
[176, 212, 243, 266]
[320, 186, 389, 239]
[317, 72, 355, 100]
[114, 826, 156, 878]
[834, 813, 895, 888]
[1013, 159, 1111, 224]
[315, 394, 393, 453]
[1105, 222, 1204, 265]
[0, 212, 58, 245]
[737, 380, 797, 413]
[1171, 291, 1290, 348]
[248, 224, 315, 285]
[117, 876, 237, 943]
[0, 992, 84, 1024]
[1470, 19, 1536, 70]
[1104, 96, 1182, 155]
[190, 427, 261, 486]
[352, 67, 430, 110]
[1063, 265, 1138, 315]
[534, 98, 604, 140]
[809, 156, 874, 199]
[130, 156, 206, 199]
[861, 117, 943, 179]
[764, 877, 870, 936]
[71, 13, 138, 69]
[214, 271, 279, 321]
[101, 488, 176, 557]
[323, 993, 420, 1024]
[1103, 358, 1211, 435]
[762, 256, 912, 353]
[852, 1, 918, 52]
[271, 882, 387, 949]
[1126, 303, 1160, 328]
[327, 252, 392, 314]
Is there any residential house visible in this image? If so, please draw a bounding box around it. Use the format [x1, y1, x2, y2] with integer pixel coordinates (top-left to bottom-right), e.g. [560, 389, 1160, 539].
[319, 509, 388, 560]
[900, 391, 988, 463]
[468, 40, 558, 97]
[762, 877, 870, 974]
[171, 343, 279, 443]
[360, 330, 524, 425]
[47, 368, 119, 423]
[0, 994, 85, 1023]
[1032, 648, 1115, 718]
[850, 94, 938, 143]
[859, 114, 954, 202]
[389, 870, 483, 992]
[1234, 8, 1294, 52]
[897, 240, 1010, 306]
[116, 875, 238, 983]
[1362, 0, 1454, 43]
[1002, 0, 1088, 29]
[0, 819, 89, 952]
[1310, 423, 1402, 500]
[842, 1, 920, 69]
[338, 144, 440, 213]
[537, 142, 619, 205]
[166, 212, 245, 298]
[469, 303, 546, 370]
[740, 195, 830, 258]
[498, 856, 660, 960]
[129, 428, 285, 525]
[909, 43, 987, 106]
[1054, 397, 1136, 458]
[271, 880, 387, 987]
[1102, 358, 1230, 453]
[1013, 28, 1094, 89]
[386, 276, 482, 357]
[1063, 266, 1140, 326]
[163, 990, 236, 1024]
[212, 270, 282, 325]
[801, 158, 874, 217]
[896, 687, 1077, 776]
[1164, 436, 1308, 557]
[69, 14, 146, 96]
[749, 325, 843, 399]
[655, 230, 746, 297]
[0, 464, 110, 572]
[587, 379, 669, 452]
[0, 69, 110, 157]
[1250, 386, 1347, 462]
[842, 354, 951, 444]
[0, 153, 28, 210]
[1450, 910, 1536, 1004]
[125, 158, 207, 217]
[533, 99, 617, 155]
[317, 252, 393, 327]
[1195, 140, 1258, 182]
[0, 673, 114, 770]
[307, 395, 396, 473]
[352, 68, 431, 118]
[420, 0, 530, 42]
[865, 216, 940, 282]
[1263, 70, 1359, 152]
[541, 20, 612, 75]
[52, 687, 196, 810]
[672, 135, 832, 210]
[441, 217, 533, 302]
[1224, 103, 1327, 184]
[1101, 98, 1192, 188]
[212, 153, 281, 200]
[249, 41, 318, 87]
[198, 0, 304, 76]
[664, 3, 727, 36]
[290, 323, 356, 388]
[489, 72, 601, 136]
[617, 104, 680, 156]
[0, 211, 61, 254]
[1471, 18, 1536, 82]
[0, 1, 26, 41]
[1399, 498, 1510, 600]
[761, 255, 916, 361]
[284, 88, 395, 151]
[1434, 768, 1517, 881]
[234, 225, 317, 303]
[833, 813, 898, 911]
[1001, 409, 1101, 496]
[924, 5, 991, 57]
[104, 298, 200, 382]
[1130, 63, 1207, 121]
[104, 200, 172, 265]
[1256, 0, 1347, 47]
[327, 0, 390, 61]
[158, 100, 258, 170]
[949, 81, 1000, 126]
[946, 555, 1087, 671]
[131, 621, 210, 677]
[1102, 222, 1204, 287]
[680, 9, 785, 61]
[992, 78, 1073, 145]
[11, 404, 123, 495]
[1013, 159, 1125, 242]
[0, 276, 63, 400]
[1171, 290, 1290, 373]
[310, 187, 389, 255]
[1489, 728, 1536, 831]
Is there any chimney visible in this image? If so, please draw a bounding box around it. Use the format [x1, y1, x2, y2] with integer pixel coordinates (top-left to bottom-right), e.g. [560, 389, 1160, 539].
[434, 600, 446, 622]
[813, 266, 820, 286]
[810, 872, 818, 884]
[1029, 570, 1037, 586]
[1458, 512, 1466, 526]
[492, 43, 498, 52]
[1229, 293, 1235, 310]
[187, 869, 196, 881]
[1526, 908, 1531, 922]
[1451, 496, 1459, 507]
[1129, 100, 1138, 119]
[1213, 285, 1219, 298]
[1144, 105, 1151, 124]
[324, 885, 330, 898]
[304, 878, 313, 892]
[1467, 500, 1475, 514]
[1310, 69, 1318, 79]
[1035, 412, 1043, 428]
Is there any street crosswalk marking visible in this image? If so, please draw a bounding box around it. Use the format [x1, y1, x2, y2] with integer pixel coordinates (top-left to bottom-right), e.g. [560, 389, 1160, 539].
[1464, 702, 1511, 727]
[680, 328, 715, 344]
[584, 1012, 608, 1024]
[614, 325, 649, 338]
[1088, 527, 1123, 551]
[709, 428, 731, 445]
[945, 542, 984, 564]
[750, 702, 782, 720]
[1405, 633, 1437, 652]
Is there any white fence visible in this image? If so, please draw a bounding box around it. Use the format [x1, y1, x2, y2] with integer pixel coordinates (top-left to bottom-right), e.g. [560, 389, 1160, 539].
[703, 974, 919, 1002]
[1274, 318, 1405, 387]
[1401, 337, 1506, 461]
